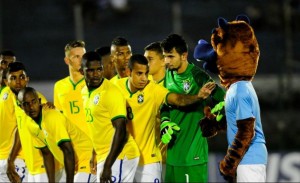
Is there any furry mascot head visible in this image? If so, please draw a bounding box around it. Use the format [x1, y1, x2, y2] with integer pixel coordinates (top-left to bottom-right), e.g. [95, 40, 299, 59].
[195, 15, 259, 182]
[194, 15, 259, 89]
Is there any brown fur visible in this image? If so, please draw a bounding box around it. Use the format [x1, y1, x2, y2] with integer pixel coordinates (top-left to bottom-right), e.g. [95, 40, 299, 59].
[219, 117, 255, 182]
[211, 20, 259, 88]
[199, 106, 227, 138]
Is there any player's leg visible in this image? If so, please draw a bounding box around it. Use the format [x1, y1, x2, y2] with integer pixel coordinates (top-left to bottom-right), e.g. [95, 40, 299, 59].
[74, 172, 96, 182]
[28, 172, 48, 182]
[55, 168, 67, 182]
[134, 162, 162, 182]
[97, 157, 139, 182]
[237, 164, 266, 182]
[165, 163, 208, 182]
[14, 158, 28, 182]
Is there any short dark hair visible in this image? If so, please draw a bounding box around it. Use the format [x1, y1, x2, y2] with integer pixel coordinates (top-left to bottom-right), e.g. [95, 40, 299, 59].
[95, 46, 110, 57]
[18, 87, 38, 103]
[111, 37, 129, 46]
[0, 50, 16, 57]
[7, 61, 26, 74]
[161, 34, 188, 54]
[128, 54, 148, 71]
[144, 41, 163, 58]
[64, 40, 85, 53]
[81, 51, 102, 68]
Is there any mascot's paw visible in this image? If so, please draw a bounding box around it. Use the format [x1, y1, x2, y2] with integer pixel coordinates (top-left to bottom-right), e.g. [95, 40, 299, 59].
[219, 159, 237, 183]
[199, 106, 218, 137]
[199, 117, 218, 138]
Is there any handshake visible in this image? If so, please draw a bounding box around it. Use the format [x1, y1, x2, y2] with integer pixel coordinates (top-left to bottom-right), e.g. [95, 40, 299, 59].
[160, 118, 180, 144]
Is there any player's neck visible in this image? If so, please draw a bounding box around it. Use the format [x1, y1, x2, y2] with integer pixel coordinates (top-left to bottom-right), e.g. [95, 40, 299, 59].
[177, 60, 188, 74]
[117, 68, 130, 78]
[69, 71, 84, 84]
[152, 69, 165, 83]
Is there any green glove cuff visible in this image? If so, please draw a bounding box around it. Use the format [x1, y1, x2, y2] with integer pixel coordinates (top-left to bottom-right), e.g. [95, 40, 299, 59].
[211, 101, 225, 122]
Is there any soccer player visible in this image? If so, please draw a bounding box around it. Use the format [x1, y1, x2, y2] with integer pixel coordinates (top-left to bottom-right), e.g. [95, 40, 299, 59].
[0, 50, 16, 87]
[80, 51, 140, 182]
[160, 34, 225, 182]
[109, 37, 132, 84]
[95, 46, 116, 80]
[0, 50, 16, 70]
[18, 87, 94, 182]
[115, 54, 216, 182]
[0, 62, 48, 182]
[144, 41, 166, 85]
[53, 40, 89, 135]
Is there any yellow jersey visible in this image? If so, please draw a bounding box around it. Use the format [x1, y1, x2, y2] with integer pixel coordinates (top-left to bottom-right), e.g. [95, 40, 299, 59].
[14, 92, 57, 174]
[82, 79, 140, 163]
[115, 78, 169, 165]
[0, 87, 23, 160]
[29, 108, 93, 173]
[53, 76, 89, 134]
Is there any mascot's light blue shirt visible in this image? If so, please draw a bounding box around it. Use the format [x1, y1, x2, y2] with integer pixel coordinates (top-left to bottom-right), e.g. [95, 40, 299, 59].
[225, 81, 268, 164]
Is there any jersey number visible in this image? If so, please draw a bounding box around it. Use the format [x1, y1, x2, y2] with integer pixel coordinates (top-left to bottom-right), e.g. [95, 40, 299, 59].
[69, 100, 80, 114]
[85, 108, 93, 122]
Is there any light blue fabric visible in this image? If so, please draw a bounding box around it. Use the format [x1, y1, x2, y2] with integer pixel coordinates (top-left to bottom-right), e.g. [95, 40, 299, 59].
[225, 81, 267, 164]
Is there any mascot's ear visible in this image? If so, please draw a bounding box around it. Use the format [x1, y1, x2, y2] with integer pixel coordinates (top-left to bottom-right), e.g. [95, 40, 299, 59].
[193, 39, 219, 74]
[236, 14, 250, 24]
[218, 17, 228, 30]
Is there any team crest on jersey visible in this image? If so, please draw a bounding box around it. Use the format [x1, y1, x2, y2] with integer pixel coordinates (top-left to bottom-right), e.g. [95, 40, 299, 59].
[183, 79, 191, 93]
[93, 95, 100, 105]
[137, 93, 144, 104]
[2, 92, 9, 100]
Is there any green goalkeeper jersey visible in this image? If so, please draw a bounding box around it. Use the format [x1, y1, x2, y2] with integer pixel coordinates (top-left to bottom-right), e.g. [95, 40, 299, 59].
[163, 63, 225, 166]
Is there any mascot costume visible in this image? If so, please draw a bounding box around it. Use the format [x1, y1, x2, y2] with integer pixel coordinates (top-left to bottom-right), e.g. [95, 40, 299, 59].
[194, 15, 268, 182]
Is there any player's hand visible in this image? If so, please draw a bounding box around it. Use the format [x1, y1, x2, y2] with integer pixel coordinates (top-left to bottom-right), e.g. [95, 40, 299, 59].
[160, 120, 180, 144]
[100, 167, 112, 183]
[42, 102, 55, 109]
[198, 82, 216, 100]
[6, 161, 21, 183]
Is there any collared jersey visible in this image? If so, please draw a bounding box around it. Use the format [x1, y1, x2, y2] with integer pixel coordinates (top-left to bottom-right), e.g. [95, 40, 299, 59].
[29, 108, 93, 173]
[54, 76, 89, 134]
[82, 79, 140, 163]
[163, 63, 225, 166]
[115, 78, 169, 165]
[14, 92, 56, 174]
[0, 87, 23, 159]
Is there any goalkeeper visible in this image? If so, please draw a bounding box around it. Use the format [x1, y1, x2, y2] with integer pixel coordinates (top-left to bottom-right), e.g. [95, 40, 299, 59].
[160, 34, 225, 182]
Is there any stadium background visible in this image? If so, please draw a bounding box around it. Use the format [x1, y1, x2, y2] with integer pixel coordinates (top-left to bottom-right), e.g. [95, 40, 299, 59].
[1, 0, 299, 182]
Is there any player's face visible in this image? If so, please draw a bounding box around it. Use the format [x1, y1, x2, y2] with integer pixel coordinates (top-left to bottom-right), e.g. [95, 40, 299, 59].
[111, 45, 132, 72]
[0, 55, 16, 70]
[129, 63, 149, 91]
[6, 70, 29, 94]
[65, 47, 86, 72]
[20, 92, 41, 119]
[163, 48, 185, 71]
[83, 60, 104, 88]
[144, 50, 165, 75]
[102, 55, 115, 79]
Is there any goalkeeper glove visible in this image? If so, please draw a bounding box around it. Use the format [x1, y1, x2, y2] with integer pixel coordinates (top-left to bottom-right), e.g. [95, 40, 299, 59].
[160, 118, 180, 144]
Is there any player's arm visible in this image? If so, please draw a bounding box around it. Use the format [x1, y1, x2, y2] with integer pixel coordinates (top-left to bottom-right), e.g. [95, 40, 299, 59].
[166, 81, 216, 106]
[6, 128, 21, 183]
[59, 141, 75, 183]
[40, 146, 56, 182]
[101, 117, 127, 182]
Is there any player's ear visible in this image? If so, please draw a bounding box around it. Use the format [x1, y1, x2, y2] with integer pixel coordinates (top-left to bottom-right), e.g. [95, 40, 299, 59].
[64, 57, 69, 65]
[181, 52, 188, 61]
[4, 78, 8, 86]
